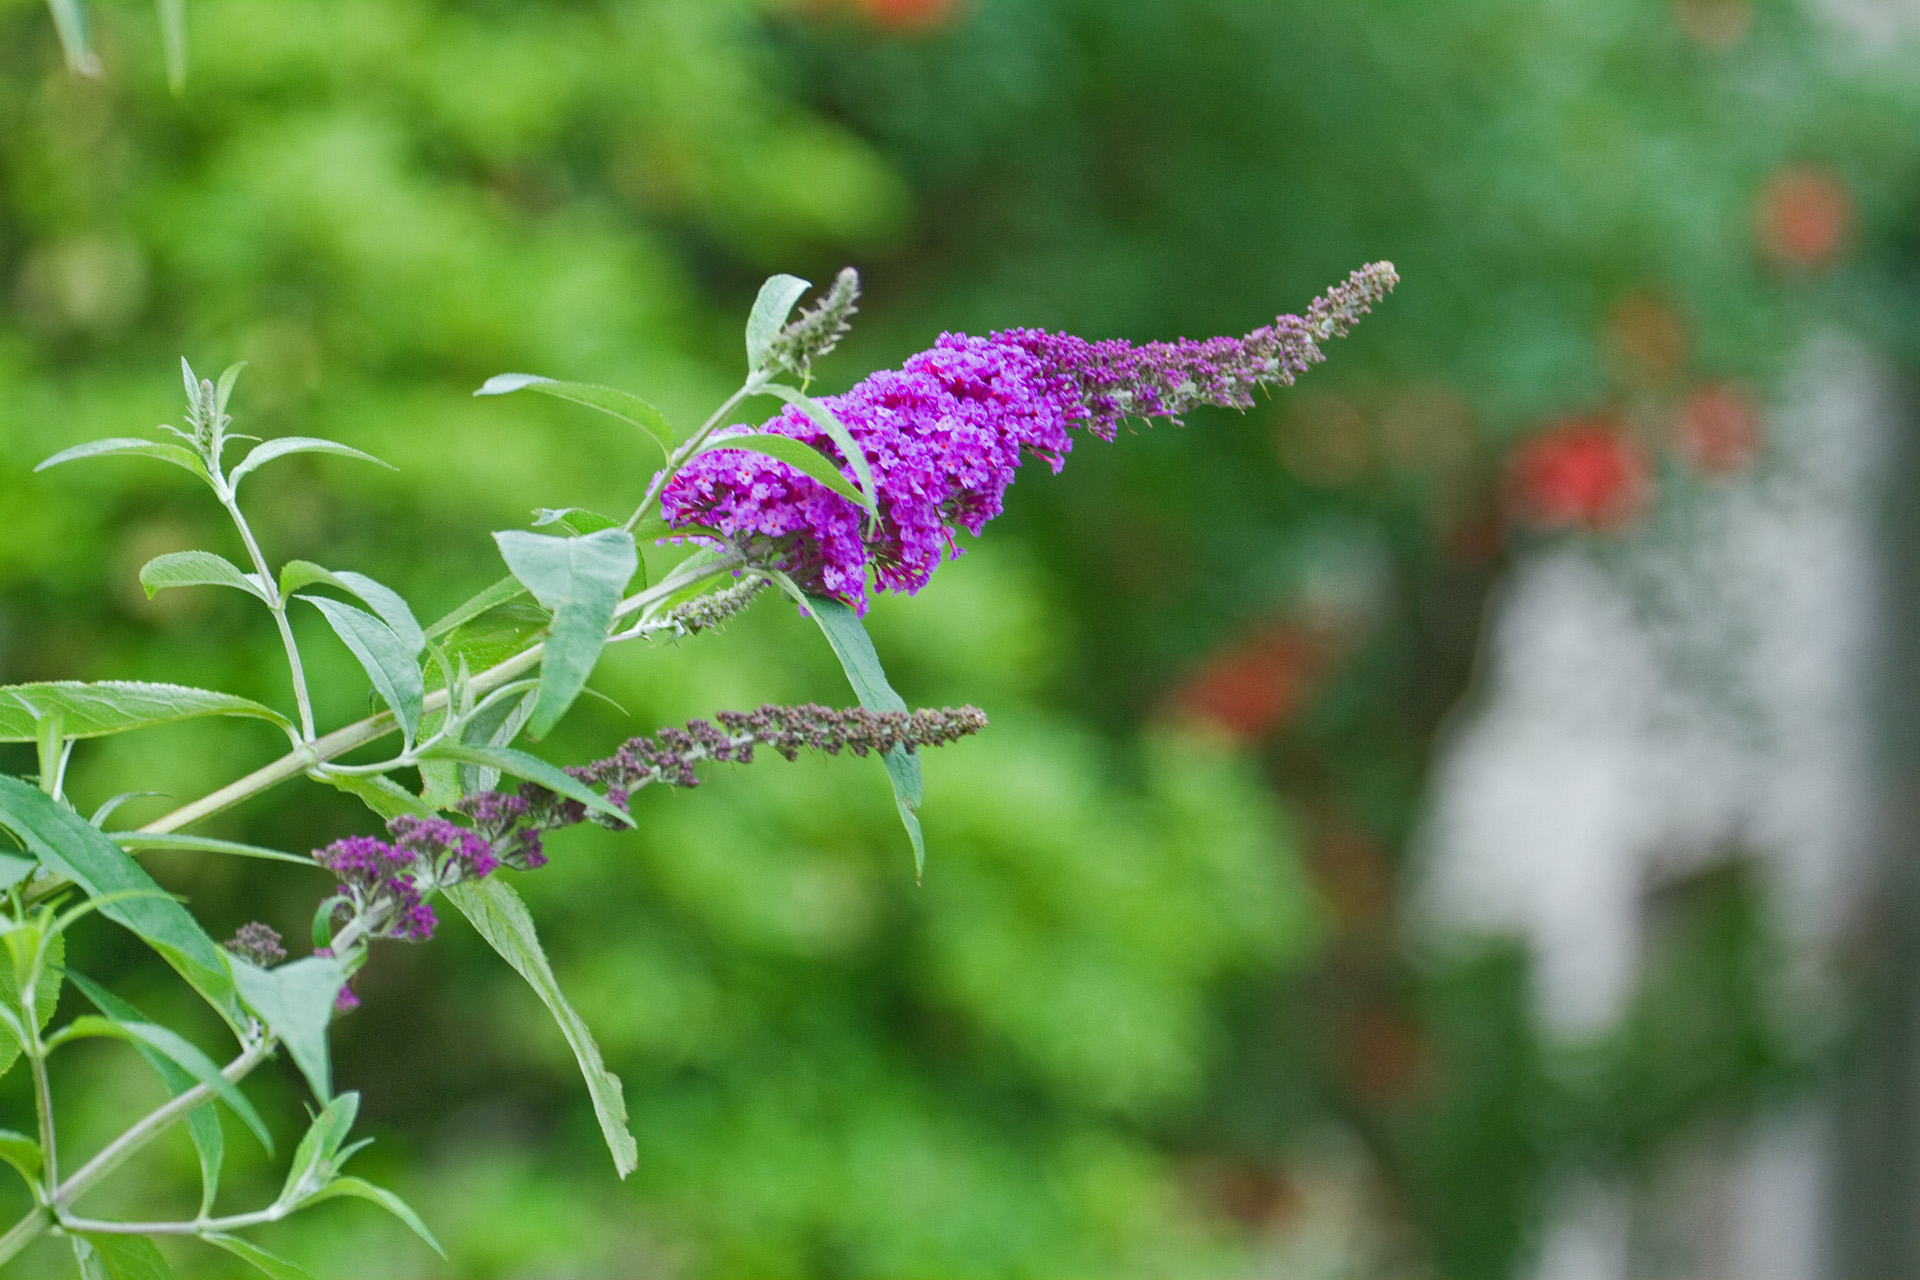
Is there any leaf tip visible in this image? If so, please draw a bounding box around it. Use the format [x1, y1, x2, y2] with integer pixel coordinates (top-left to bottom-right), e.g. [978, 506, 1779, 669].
[476, 373, 547, 397]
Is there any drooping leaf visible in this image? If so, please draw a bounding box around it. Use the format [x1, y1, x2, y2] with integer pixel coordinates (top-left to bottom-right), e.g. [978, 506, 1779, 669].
[0, 930, 62, 1080]
[475, 375, 674, 457]
[156, 0, 186, 92]
[447, 878, 637, 1177]
[0, 681, 291, 742]
[53, 1015, 271, 1150]
[44, 0, 99, 76]
[492, 528, 637, 738]
[320, 772, 436, 822]
[110, 832, 314, 866]
[424, 575, 528, 640]
[65, 972, 225, 1213]
[138, 551, 267, 603]
[0, 1129, 41, 1188]
[761, 384, 880, 516]
[532, 507, 622, 535]
[417, 743, 630, 827]
[35, 437, 204, 479]
[300, 597, 424, 742]
[230, 955, 345, 1102]
[228, 437, 391, 488]
[0, 778, 237, 1020]
[745, 273, 811, 371]
[278, 1091, 359, 1203]
[73, 1234, 179, 1280]
[297, 1176, 445, 1257]
[280, 562, 425, 656]
[198, 1236, 318, 1280]
[697, 434, 874, 512]
[800, 592, 926, 877]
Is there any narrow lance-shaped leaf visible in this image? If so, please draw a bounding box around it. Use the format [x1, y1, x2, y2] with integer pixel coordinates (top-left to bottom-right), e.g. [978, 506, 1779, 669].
[230, 955, 346, 1102]
[199, 1236, 319, 1280]
[475, 375, 674, 458]
[493, 528, 637, 738]
[110, 831, 314, 866]
[799, 590, 927, 876]
[139, 550, 268, 603]
[297, 1176, 445, 1257]
[0, 1129, 41, 1189]
[0, 680, 290, 742]
[698, 434, 874, 513]
[36, 437, 205, 480]
[228, 437, 392, 489]
[301, 597, 424, 742]
[321, 772, 435, 823]
[0, 778, 238, 1020]
[278, 1091, 360, 1204]
[280, 562, 425, 655]
[424, 574, 529, 641]
[74, 1234, 179, 1280]
[64, 972, 226, 1212]
[745, 274, 811, 371]
[447, 877, 638, 1177]
[0, 931, 63, 1081]
[53, 1016, 270, 1150]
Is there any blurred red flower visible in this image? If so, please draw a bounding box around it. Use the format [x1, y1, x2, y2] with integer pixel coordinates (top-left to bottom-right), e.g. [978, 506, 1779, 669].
[854, 0, 958, 30]
[1674, 381, 1762, 475]
[1756, 166, 1852, 268]
[1170, 625, 1318, 742]
[1505, 418, 1650, 532]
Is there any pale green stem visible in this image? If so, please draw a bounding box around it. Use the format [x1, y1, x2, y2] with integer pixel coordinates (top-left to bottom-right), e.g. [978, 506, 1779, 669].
[220, 493, 317, 742]
[624, 374, 767, 533]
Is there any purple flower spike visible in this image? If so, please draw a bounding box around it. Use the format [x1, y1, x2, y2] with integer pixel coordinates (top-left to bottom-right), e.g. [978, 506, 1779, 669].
[662, 263, 1396, 610]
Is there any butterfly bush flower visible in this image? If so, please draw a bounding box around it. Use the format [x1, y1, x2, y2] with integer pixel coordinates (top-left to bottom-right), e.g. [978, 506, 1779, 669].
[663, 262, 1398, 610]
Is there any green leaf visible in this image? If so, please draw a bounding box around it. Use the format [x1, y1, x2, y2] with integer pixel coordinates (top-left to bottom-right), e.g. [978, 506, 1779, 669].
[800, 592, 926, 877]
[0, 930, 60, 1080]
[745, 274, 811, 371]
[228, 437, 392, 488]
[44, 0, 99, 76]
[298, 1175, 445, 1257]
[0, 680, 291, 742]
[532, 507, 622, 536]
[447, 877, 637, 1177]
[0, 853, 33, 892]
[156, 0, 186, 92]
[759, 384, 881, 516]
[35, 437, 204, 479]
[453, 688, 535, 795]
[65, 972, 225, 1214]
[230, 956, 345, 1102]
[280, 562, 425, 656]
[0, 1129, 41, 1188]
[492, 528, 637, 738]
[73, 1234, 179, 1280]
[417, 743, 630, 827]
[138, 551, 268, 603]
[320, 772, 435, 822]
[423, 575, 528, 640]
[476, 375, 674, 457]
[214, 361, 245, 416]
[278, 1091, 359, 1203]
[54, 1015, 271, 1151]
[697, 433, 874, 513]
[110, 831, 312, 866]
[301, 597, 424, 742]
[198, 1236, 318, 1280]
[0, 777, 237, 1020]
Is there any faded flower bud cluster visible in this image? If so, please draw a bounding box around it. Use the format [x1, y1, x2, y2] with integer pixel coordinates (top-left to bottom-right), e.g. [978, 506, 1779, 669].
[570, 702, 989, 805]
[663, 574, 768, 636]
[224, 921, 287, 968]
[764, 267, 860, 381]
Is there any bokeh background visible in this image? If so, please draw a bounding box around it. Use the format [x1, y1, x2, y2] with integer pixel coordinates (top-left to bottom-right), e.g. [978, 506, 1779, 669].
[3, 0, 1920, 1276]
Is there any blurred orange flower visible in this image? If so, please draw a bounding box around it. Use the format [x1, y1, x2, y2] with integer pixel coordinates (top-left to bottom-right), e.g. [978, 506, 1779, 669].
[1170, 624, 1319, 742]
[1756, 166, 1852, 268]
[854, 0, 959, 30]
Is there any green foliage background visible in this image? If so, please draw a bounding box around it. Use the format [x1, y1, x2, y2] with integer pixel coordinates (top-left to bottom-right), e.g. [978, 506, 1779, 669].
[0, 0, 1913, 1276]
